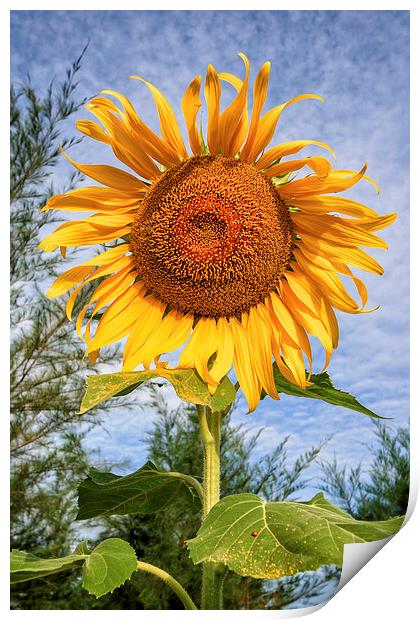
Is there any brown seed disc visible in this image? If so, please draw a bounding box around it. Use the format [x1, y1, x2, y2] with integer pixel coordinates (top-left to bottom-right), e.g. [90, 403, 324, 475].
[130, 155, 293, 318]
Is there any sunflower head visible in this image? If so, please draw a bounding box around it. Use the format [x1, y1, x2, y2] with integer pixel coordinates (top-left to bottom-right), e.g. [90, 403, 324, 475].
[40, 54, 396, 411]
[130, 155, 293, 318]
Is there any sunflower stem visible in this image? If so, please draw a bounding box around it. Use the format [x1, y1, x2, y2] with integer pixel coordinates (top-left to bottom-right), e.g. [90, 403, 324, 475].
[137, 561, 197, 610]
[197, 404, 225, 610]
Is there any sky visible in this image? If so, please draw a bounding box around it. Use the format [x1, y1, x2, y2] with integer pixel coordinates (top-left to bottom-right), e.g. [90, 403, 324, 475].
[10, 10, 410, 498]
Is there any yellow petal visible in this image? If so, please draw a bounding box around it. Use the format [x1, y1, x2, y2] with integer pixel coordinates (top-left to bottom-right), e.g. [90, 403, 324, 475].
[204, 64, 221, 155]
[256, 140, 336, 170]
[230, 316, 261, 412]
[59, 146, 147, 192]
[288, 196, 379, 219]
[76, 120, 111, 144]
[245, 94, 323, 163]
[39, 215, 133, 252]
[182, 75, 202, 156]
[87, 283, 144, 351]
[192, 318, 219, 387]
[281, 279, 334, 368]
[279, 163, 371, 198]
[89, 96, 121, 114]
[293, 255, 361, 313]
[332, 168, 380, 193]
[88, 349, 100, 365]
[81, 264, 136, 312]
[82, 243, 130, 265]
[178, 326, 199, 369]
[218, 53, 250, 157]
[292, 212, 389, 249]
[123, 295, 167, 370]
[42, 192, 141, 215]
[299, 234, 384, 274]
[47, 265, 94, 297]
[76, 266, 137, 339]
[157, 312, 194, 364]
[265, 156, 332, 180]
[353, 212, 397, 232]
[46, 245, 129, 297]
[218, 73, 243, 92]
[131, 310, 193, 370]
[284, 270, 339, 348]
[208, 317, 234, 385]
[65, 254, 133, 319]
[46, 186, 144, 207]
[280, 335, 307, 388]
[219, 71, 249, 156]
[246, 306, 278, 400]
[296, 245, 370, 308]
[130, 77, 188, 160]
[268, 291, 312, 371]
[102, 89, 182, 167]
[83, 321, 99, 365]
[240, 61, 271, 161]
[86, 102, 161, 181]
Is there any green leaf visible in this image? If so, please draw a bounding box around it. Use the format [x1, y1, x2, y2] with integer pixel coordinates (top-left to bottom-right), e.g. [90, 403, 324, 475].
[79, 368, 235, 414]
[268, 366, 386, 419]
[82, 538, 138, 598]
[187, 493, 403, 579]
[77, 460, 201, 520]
[10, 546, 87, 584]
[10, 538, 138, 596]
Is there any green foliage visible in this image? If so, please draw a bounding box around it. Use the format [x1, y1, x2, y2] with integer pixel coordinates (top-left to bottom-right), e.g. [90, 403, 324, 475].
[267, 367, 385, 419]
[11, 539, 138, 599]
[11, 547, 86, 584]
[187, 493, 403, 578]
[82, 539, 138, 598]
[12, 378, 408, 610]
[90, 388, 333, 610]
[9, 47, 126, 610]
[77, 461, 201, 520]
[10, 48, 90, 575]
[10, 43, 88, 205]
[320, 423, 409, 520]
[80, 369, 236, 414]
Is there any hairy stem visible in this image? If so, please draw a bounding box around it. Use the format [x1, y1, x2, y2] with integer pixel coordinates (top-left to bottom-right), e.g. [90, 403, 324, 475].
[137, 561, 197, 610]
[197, 404, 225, 609]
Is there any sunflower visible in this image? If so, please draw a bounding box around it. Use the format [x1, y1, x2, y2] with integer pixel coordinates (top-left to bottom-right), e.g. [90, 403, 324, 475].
[40, 54, 396, 411]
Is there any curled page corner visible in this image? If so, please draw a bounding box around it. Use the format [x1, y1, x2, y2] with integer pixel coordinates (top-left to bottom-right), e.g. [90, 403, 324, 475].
[260, 523, 410, 617]
[337, 535, 393, 591]
[405, 474, 418, 522]
[337, 479, 416, 594]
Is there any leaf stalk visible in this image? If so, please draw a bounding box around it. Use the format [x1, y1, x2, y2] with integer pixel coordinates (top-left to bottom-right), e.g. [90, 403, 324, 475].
[137, 561, 197, 610]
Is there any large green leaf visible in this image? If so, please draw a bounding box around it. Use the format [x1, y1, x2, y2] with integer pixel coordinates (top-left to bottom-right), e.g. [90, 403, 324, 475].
[79, 368, 235, 414]
[82, 538, 138, 598]
[77, 460, 201, 520]
[268, 366, 386, 419]
[10, 544, 87, 584]
[187, 493, 403, 579]
[11, 539, 138, 597]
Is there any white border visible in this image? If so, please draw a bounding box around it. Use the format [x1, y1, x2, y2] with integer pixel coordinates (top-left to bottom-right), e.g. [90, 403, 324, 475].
[3, 3, 417, 619]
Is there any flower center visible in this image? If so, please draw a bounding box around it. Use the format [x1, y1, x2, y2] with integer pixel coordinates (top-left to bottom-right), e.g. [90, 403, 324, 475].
[130, 155, 293, 317]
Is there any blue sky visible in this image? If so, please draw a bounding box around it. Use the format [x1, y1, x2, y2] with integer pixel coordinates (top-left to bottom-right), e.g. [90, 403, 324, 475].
[11, 10, 410, 496]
